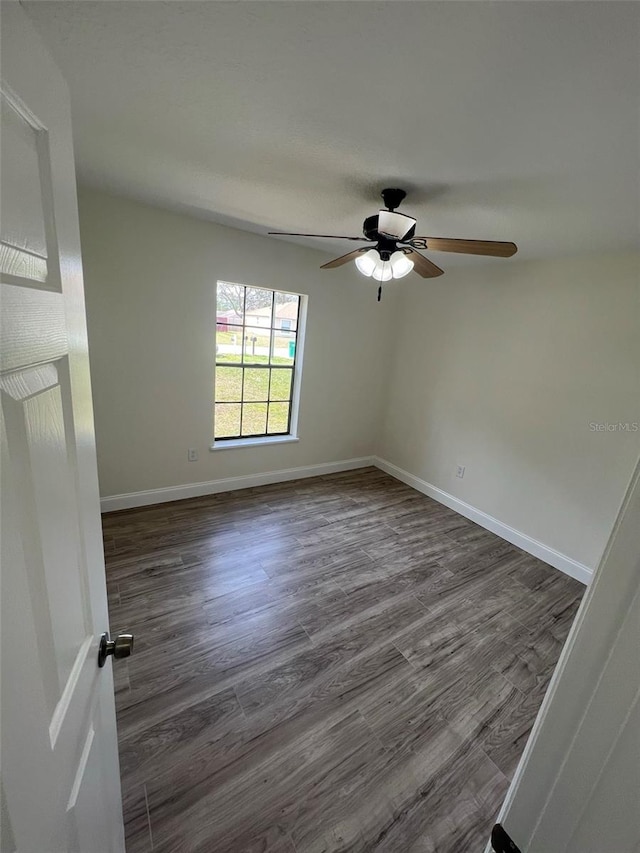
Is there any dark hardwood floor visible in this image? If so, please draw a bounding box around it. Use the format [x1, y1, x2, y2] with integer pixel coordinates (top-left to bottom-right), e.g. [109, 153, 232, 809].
[103, 468, 584, 853]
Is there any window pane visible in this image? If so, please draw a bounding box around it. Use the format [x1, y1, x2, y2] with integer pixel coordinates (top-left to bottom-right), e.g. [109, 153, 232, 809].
[243, 368, 269, 402]
[216, 317, 242, 333]
[216, 366, 242, 402]
[241, 403, 267, 436]
[215, 282, 302, 443]
[216, 326, 242, 363]
[216, 282, 245, 326]
[243, 286, 273, 327]
[269, 368, 292, 401]
[274, 293, 299, 332]
[242, 326, 271, 364]
[272, 330, 296, 365]
[267, 402, 290, 434]
[215, 403, 241, 438]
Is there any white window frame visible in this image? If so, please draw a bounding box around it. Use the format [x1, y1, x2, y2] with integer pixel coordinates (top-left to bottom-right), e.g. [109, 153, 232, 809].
[210, 282, 307, 450]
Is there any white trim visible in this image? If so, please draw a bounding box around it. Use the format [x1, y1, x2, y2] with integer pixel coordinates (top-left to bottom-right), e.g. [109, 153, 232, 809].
[101, 451, 593, 584]
[289, 293, 307, 438]
[373, 456, 593, 585]
[210, 435, 299, 451]
[100, 456, 374, 513]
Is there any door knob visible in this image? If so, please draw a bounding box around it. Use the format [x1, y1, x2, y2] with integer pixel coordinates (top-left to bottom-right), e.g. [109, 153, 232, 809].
[98, 632, 134, 667]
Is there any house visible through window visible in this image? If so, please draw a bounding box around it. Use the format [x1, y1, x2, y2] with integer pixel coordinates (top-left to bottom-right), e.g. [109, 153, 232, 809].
[214, 281, 302, 440]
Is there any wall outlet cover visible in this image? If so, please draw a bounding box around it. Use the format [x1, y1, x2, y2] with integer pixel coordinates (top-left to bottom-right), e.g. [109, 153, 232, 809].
[188, 448, 198, 462]
[456, 465, 465, 479]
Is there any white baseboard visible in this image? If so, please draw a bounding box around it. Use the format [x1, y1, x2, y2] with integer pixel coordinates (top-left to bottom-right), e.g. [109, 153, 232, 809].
[100, 452, 593, 585]
[373, 456, 593, 585]
[100, 456, 375, 513]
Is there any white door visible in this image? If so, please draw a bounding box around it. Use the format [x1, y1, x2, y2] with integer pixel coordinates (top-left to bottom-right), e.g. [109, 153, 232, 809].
[488, 456, 640, 852]
[0, 4, 126, 852]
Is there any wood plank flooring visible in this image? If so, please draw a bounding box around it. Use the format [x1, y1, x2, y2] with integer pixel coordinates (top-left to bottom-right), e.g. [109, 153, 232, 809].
[103, 468, 584, 853]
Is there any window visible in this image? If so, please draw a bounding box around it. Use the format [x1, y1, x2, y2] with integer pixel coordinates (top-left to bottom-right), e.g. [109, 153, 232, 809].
[214, 281, 303, 442]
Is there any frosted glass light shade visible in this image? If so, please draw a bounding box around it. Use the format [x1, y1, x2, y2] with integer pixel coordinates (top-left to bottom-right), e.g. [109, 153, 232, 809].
[354, 249, 378, 277]
[390, 251, 414, 279]
[378, 210, 417, 240]
[372, 259, 392, 281]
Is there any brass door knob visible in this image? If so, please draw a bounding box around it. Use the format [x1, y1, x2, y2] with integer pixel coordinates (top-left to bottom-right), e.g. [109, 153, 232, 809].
[98, 632, 134, 667]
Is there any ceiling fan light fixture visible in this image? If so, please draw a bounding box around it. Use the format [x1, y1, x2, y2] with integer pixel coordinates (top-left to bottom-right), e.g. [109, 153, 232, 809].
[378, 210, 417, 241]
[390, 251, 414, 279]
[371, 259, 392, 282]
[354, 249, 379, 277]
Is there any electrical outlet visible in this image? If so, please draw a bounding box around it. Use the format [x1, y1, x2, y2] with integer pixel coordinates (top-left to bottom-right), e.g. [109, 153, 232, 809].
[188, 448, 198, 462]
[456, 465, 465, 479]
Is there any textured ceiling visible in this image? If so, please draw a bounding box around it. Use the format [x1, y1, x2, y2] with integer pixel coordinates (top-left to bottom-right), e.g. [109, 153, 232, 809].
[24, 1, 640, 264]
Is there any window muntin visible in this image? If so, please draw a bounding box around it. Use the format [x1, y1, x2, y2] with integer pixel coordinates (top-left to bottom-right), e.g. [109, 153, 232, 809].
[214, 282, 301, 440]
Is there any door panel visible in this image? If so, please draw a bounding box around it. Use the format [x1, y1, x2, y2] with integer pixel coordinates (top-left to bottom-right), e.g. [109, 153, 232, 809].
[1, 5, 125, 851]
[0, 91, 51, 285]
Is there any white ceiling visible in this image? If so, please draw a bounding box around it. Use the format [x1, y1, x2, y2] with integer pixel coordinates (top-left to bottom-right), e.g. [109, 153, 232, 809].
[24, 1, 640, 264]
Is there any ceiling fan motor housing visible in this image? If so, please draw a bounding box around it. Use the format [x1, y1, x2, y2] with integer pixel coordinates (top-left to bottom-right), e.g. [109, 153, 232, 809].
[363, 189, 411, 240]
[363, 214, 380, 242]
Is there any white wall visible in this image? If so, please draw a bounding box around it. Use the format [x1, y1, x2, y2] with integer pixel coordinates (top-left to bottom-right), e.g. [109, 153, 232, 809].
[379, 252, 640, 571]
[78, 188, 394, 499]
[79, 189, 639, 575]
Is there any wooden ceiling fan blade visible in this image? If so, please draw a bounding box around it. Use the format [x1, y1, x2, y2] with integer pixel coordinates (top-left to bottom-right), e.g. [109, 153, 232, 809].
[268, 232, 369, 241]
[406, 250, 444, 278]
[420, 238, 518, 257]
[320, 248, 372, 269]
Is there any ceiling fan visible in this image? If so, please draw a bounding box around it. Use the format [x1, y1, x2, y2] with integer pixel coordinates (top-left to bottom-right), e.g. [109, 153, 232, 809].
[269, 188, 517, 300]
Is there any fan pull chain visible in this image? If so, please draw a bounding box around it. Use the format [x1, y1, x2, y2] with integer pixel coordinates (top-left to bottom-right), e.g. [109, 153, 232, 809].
[377, 285, 382, 302]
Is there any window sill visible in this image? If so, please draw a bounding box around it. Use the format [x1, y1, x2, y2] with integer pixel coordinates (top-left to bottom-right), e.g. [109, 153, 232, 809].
[210, 435, 300, 451]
